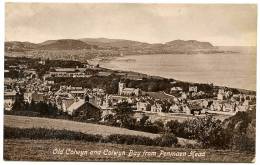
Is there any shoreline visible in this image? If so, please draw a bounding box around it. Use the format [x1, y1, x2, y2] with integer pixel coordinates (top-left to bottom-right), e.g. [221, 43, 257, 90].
[5, 54, 256, 93]
[89, 57, 256, 93]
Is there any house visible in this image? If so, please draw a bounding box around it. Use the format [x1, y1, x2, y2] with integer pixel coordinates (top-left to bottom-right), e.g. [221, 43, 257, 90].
[189, 86, 198, 93]
[24, 69, 37, 78]
[4, 91, 17, 111]
[217, 93, 224, 100]
[70, 90, 86, 99]
[201, 100, 210, 108]
[189, 105, 203, 115]
[97, 71, 112, 77]
[32, 92, 46, 103]
[44, 80, 55, 85]
[61, 98, 75, 113]
[218, 88, 225, 94]
[67, 99, 85, 115]
[210, 101, 223, 111]
[124, 73, 144, 80]
[223, 103, 236, 112]
[66, 99, 101, 121]
[39, 59, 46, 65]
[170, 87, 182, 94]
[181, 92, 188, 99]
[236, 105, 248, 112]
[48, 67, 89, 78]
[136, 101, 151, 111]
[24, 92, 33, 103]
[217, 88, 233, 100]
[151, 103, 163, 113]
[169, 104, 180, 113]
[83, 63, 96, 69]
[183, 105, 191, 115]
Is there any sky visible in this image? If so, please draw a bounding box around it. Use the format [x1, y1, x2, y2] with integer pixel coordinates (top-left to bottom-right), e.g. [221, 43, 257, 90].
[5, 3, 257, 46]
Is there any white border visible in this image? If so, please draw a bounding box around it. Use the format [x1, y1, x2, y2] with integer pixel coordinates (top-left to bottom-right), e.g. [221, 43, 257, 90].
[0, 1, 259, 165]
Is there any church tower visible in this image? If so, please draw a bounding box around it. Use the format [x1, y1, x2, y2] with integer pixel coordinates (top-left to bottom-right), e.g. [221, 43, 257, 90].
[118, 82, 126, 95]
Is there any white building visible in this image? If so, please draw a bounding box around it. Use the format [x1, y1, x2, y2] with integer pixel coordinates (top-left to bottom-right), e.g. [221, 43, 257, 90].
[4, 91, 16, 111]
[151, 103, 163, 113]
[189, 86, 198, 93]
[170, 87, 182, 94]
[136, 102, 151, 111]
[169, 104, 180, 113]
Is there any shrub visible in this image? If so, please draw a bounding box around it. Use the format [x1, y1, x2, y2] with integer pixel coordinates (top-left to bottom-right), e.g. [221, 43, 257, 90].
[4, 127, 177, 147]
[155, 133, 178, 147]
[4, 127, 102, 143]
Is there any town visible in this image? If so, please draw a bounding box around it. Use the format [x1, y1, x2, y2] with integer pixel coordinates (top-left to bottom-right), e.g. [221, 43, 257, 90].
[4, 56, 256, 124]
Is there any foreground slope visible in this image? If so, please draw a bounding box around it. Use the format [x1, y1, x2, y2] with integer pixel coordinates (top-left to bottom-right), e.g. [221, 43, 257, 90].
[4, 139, 254, 162]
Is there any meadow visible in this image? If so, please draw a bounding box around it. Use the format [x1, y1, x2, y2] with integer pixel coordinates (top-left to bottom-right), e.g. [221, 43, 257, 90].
[4, 115, 195, 145]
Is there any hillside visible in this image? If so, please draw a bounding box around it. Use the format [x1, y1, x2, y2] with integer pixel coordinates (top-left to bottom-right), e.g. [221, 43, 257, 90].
[4, 115, 157, 138]
[5, 41, 38, 52]
[5, 38, 218, 52]
[165, 40, 214, 50]
[4, 115, 196, 145]
[80, 37, 150, 49]
[5, 38, 226, 60]
[38, 39, 94, 50]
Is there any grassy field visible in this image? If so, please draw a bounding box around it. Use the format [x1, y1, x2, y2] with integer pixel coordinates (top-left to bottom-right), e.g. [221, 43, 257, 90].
[4, 115, 195, 145]
[4, 115, 157, 137]
[4, 139, 254, 162]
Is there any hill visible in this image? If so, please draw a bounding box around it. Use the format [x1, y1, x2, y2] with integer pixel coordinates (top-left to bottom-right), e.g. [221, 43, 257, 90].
[5, 38, 218, 52]
[5, 38, 226, 60]
[5, 41, 38, 52]
[165, 39, 214, 50]
[38, 39, 94, 50]
[80, 37, 150, 49]
[4, 115, 196, 145]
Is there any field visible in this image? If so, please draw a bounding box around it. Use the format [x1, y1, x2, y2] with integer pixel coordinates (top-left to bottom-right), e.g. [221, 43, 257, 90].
[4, 115, 195, 145]
[4, 115, 255, 162]
[4, 139, 254, 162]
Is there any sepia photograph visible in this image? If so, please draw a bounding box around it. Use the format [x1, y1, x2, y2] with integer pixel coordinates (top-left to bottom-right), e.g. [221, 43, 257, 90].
[3, 2, 257, 162]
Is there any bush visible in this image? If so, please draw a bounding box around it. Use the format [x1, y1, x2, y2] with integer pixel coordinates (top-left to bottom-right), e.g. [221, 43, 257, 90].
[4, 127, 179, 147]
[155, 133, 178, 147]
[4, 127, 102, 143]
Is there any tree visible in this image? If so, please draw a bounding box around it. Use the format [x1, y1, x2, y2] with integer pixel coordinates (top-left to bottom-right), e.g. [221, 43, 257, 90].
[139, 115, 149, 127]
[153, 120, 165, 133]
[192, 116, 228, 149]
[166, 120, 185, 137]
[113, 102, 135, 128]
[155, 133, 178, 147]
[12, 92, 26, 111]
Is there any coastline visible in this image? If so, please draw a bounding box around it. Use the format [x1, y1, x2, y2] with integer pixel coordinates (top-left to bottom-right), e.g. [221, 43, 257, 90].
[88, 55, 256, 93]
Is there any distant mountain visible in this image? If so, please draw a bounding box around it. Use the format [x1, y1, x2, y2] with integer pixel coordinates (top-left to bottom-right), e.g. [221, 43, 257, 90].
[38, 39, 93, 50]
[80, 38, 217, 53]
[5, 38, 217, 52]
[79, 38, 149, 49]
[5, 41, 37, 52]
[165, 40, 214, 50]
[5, 39, 94, 51]
[5, 38, 226, 61]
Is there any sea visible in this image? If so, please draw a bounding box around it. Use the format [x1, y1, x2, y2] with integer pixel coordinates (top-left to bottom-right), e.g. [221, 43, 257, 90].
[98, 47, 256, 91]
